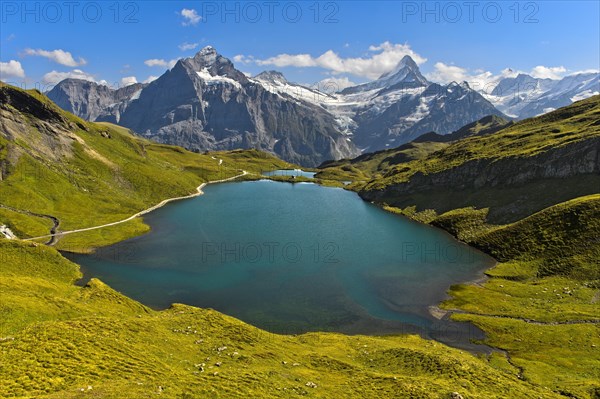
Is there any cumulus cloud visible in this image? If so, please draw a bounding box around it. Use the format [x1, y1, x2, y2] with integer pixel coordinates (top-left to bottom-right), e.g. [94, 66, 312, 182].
[239, 42, 427, 80]
[179, 42, 199, 51]
[0, 60, 25, 79]
[530, 65, 567, 80]
[426, 62, 510, 92]
[144, 58, 179, 68]
[180, 8, 201, 26]
[22, 48, 86, 67]
[42, 69, 96, 85]
[316, 76, 357, 92]
[233, 54, 252, 64]
[120, 76, 138, 86]
[143, 75, 159, 83]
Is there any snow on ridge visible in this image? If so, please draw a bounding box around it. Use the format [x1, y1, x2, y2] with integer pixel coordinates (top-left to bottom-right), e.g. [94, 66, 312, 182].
[130, 89, 142, 101]
[571, 90, 599, 102]
[404, 95, 432, 123]
[196, 68, 241, 89]
[252, 77, 334, 106]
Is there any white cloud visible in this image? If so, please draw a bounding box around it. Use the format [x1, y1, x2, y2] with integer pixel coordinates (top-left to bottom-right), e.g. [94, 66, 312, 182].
[120, 76, 138, 86]
[23, 48, 86, 67]
[258, 53, 317, 68]
[179, 42, 199, 51]
[426, 62, 510, 92]
[530, 65, 566, 80]
[427, 63, 470, 83]
[42, 69, 96, 85]
[233, 54, 252, 63]
[144, 58, 179, 68]
[316, 76, 356, 92]
[0, 60, 25, 79]
[242, 42, 427, 80]
[143, 75, 159, 83]
[180, 8, 201, 26]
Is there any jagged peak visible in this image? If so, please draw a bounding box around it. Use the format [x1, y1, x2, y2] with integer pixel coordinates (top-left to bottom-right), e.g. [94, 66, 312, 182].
[192, 45, 220, 66]
[199, 45, 216, 54]
[397, 55, 419, 69]
[379, 55, 419, 79]
[254, 70, 288, 84]
[515, 73, 533, 79]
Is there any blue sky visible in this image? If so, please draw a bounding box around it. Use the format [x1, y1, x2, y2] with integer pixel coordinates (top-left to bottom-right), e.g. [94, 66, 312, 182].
[1, 1, 598, 91]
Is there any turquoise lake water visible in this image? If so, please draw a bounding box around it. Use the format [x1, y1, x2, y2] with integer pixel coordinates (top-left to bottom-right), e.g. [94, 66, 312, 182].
[69, 180, 495, 350]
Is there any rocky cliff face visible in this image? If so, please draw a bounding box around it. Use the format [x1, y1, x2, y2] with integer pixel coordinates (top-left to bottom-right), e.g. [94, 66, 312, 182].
[368, 137, 599, 194]
[47, 79, 146, 123]
[0, 85, 85, 180]
[360, 136, 600, 223]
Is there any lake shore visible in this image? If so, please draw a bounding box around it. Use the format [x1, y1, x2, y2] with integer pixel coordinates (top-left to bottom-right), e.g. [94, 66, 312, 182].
[23, 170, 248, 245]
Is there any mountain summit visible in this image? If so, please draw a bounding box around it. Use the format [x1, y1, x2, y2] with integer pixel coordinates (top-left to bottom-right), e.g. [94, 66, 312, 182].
[253, 70, 289, 85]
[379, 55, 422, 80]
[341, 55, 429, 95]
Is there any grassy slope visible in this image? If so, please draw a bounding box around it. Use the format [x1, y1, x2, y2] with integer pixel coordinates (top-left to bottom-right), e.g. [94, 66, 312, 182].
[320, 97, 600, 398]
[0, 239, 561, 399]
[0, 84, 291, 251]
[435, 196, 600, 398]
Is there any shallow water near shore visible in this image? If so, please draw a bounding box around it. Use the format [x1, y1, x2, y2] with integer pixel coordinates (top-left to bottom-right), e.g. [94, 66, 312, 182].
[69, 180, 496, 351]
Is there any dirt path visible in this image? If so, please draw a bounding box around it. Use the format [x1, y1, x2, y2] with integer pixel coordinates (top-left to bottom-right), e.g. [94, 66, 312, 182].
[0, 204, 60, 245]
[23, 171, 247, 244]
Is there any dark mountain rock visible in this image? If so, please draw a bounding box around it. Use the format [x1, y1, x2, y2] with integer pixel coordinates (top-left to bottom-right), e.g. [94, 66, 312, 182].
[48, 47, 359, 166]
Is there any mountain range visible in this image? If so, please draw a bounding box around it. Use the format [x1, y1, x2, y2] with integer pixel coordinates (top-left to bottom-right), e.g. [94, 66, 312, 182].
[485, 72, 599, 119]
[46, 46, 599, 165]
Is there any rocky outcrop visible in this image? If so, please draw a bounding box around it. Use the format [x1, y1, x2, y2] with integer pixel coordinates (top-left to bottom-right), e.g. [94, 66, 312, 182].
[47, 80, 146, 123]
[386, 138, 597, 193]
[360, 136, 600, 222]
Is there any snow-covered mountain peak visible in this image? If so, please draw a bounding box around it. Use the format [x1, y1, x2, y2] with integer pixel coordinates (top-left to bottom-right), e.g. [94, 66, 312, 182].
[192, 46, 220, 67]
[379, 55, 419, 79]
[341, 56, 428, 95]
[485, 71, 599, 119]
[254, 70, 289, 85]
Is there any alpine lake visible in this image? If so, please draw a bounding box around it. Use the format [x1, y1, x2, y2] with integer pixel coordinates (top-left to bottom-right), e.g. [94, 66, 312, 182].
[68, 176, 496, 351]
